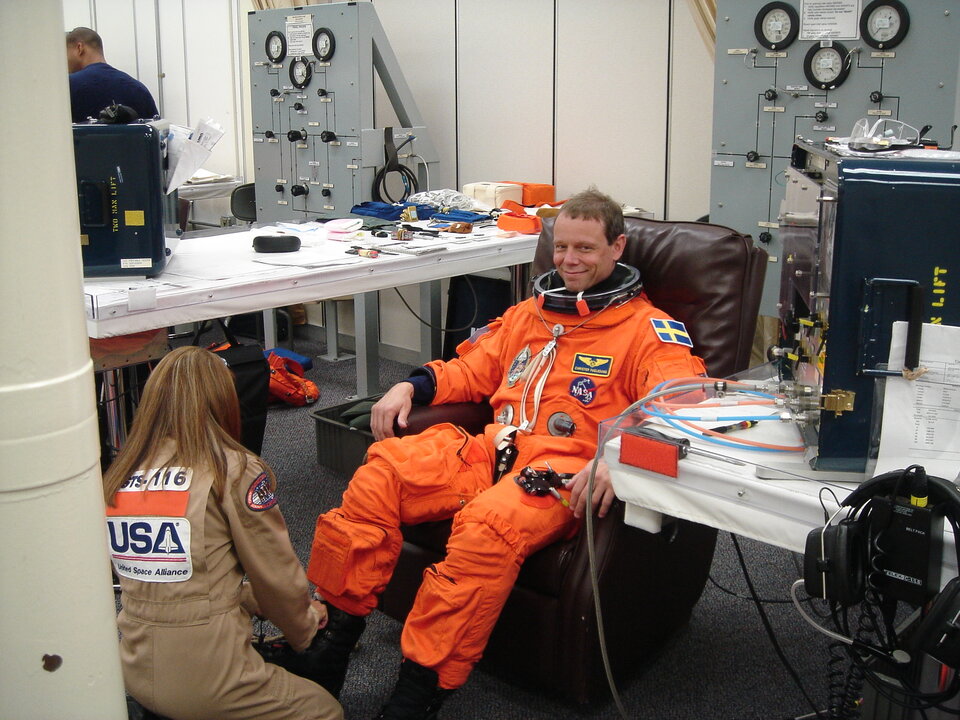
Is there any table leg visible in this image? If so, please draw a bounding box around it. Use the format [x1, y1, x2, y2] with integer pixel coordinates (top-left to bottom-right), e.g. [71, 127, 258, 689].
[353, 291, 379, 398]
[262, 309, 277, 349]
[419, 280, 442, 363]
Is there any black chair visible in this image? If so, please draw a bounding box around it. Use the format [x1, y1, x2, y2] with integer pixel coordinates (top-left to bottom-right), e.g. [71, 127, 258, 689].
[225, 182, 295, 348]
[230, 182, 257, 223]
[376, 215, 768, 704]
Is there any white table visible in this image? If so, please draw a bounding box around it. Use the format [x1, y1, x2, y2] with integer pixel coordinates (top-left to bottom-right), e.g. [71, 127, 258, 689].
[605, 412, 958, 577]
[84, 223, 539, 396]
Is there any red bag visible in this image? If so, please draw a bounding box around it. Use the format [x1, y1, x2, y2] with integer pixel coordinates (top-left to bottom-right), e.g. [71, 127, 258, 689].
[266, 352, 319, 406]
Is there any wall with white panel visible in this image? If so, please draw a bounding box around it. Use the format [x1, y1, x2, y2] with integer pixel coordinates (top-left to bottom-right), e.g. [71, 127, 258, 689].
[555, 1, 670, 212]
[59, 0, 715, 358]
[666, 0, 714, 221]
[455, 0, 555, 187]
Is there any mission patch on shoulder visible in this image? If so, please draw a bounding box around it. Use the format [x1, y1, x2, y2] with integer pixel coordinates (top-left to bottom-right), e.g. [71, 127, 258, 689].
[246, 472, 278, 511]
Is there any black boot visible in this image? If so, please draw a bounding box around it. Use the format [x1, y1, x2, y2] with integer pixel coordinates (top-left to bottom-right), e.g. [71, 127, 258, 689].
[375, 660, 452, 720]
[257, 604, 366, 699]
[305, 604, 367, 698]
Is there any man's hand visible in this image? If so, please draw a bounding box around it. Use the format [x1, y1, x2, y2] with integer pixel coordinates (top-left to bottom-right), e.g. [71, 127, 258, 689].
[370, 382, 415, 441]
[310, 599, 329, 630]
[567, 459, 615, 519]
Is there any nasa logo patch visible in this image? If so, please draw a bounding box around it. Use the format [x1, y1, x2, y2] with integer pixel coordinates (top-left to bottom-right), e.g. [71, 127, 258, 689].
[569, 377, 597, 405]
[246, 473, 277, 512]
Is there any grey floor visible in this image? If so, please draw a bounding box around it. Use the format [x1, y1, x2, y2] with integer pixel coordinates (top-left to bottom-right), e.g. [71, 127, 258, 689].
[236, 326, 838, 720]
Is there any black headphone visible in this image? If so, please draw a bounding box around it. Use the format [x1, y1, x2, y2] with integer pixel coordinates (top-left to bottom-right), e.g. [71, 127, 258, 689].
[532, 263, 642, 316]
[801, 466, 960, 672]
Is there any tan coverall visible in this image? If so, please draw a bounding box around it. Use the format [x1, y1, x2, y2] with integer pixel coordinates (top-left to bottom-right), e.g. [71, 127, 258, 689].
[308, 292, 706, 689]
[107, 445, 342, 720]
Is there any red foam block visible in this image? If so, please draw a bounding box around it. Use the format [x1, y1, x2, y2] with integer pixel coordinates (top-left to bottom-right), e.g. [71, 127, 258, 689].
[619, 432, 679, 478]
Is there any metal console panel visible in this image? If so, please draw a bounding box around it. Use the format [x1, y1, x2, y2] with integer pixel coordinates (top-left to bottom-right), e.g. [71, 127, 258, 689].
[779, 141, 960, 471]
[710, 1, 959, 316]
[247, 2, 437, 222]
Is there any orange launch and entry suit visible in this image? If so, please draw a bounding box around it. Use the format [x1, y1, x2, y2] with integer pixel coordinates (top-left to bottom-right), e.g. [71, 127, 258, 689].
[308, 286, 705, 690]
[108, 444, 342, 720]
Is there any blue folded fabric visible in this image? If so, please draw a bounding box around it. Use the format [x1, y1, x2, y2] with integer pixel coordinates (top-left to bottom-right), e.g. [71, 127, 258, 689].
[430, 210, 491, 222]
[350, 202, 437, 221]
[263, 347, 313, 370]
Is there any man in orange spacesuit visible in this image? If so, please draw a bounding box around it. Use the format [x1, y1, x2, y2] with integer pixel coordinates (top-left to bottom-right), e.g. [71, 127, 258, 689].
[307, 188, 706, 719]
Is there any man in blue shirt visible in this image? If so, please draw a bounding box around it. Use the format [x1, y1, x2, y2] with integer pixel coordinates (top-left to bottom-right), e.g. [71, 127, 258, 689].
[66, 27, 159, 123]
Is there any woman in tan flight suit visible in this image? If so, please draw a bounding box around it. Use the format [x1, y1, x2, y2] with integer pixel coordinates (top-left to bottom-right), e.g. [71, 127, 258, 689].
[103, 346, 342, 720]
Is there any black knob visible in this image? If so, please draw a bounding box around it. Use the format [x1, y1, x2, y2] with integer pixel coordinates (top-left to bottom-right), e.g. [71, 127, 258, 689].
[291, 184, 308, 197]
[815, 110, 828, 123]
[287, 129, 306, 142]
[269, 88, 280, 97]
[321, 188, 331, 197]
[764, 88, 778, 101]
[870, 90, 884, 103]
[275, 184, 285, 193]
[293, 102, 305, 111]
[758, 231, 772, 244]
[264, 130, 275, 139]
[320, 130, 337, 143]
[746, 150, 760, 163]
[317, 88, 328, 97]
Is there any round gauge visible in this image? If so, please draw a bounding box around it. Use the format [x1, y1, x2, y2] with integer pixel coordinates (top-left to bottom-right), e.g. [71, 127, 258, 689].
[265, 31, 286, 64]
[803, 42, 852, 90]
[859, 0, 910, 50]
[312, 27, 336, 62]
[754, 2, 799, 51]
[289, 58, 312, 89]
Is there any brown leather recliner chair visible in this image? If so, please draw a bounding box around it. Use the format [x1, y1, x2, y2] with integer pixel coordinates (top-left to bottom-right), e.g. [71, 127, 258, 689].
[376, 216, 767, 704]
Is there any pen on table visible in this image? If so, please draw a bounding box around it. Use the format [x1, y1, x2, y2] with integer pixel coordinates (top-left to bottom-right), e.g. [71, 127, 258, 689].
[346, 247, 379, 258]
[712, 420, 758, 434]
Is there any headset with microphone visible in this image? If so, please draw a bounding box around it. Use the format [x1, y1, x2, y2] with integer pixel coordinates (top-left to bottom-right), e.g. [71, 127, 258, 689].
[796, 466, 960, 709]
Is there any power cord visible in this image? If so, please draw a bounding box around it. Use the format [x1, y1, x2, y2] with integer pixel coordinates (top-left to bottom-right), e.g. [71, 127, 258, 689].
[372, 129, 419, 202]
[391, 275, 479, 333]
[731, 533, 828, 719]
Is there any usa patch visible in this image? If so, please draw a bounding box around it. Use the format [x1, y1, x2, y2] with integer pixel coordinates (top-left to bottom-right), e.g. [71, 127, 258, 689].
[246, 473, 278, 512]
[650, 318, 693, 348]
[572, 353, 613, 377]
[108, 516, 193, 583]
[569, 377, 597, 405]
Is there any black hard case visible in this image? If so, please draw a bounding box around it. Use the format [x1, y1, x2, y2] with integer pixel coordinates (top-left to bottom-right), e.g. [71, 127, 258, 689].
[73, 122, 168, 277]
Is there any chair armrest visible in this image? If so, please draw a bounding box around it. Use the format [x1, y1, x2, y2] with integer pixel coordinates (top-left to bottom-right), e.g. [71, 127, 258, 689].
[397, 402, 492, 437]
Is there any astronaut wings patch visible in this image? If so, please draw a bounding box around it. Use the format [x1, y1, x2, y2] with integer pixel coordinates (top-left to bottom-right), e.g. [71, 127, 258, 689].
[650, 318, 693, 348]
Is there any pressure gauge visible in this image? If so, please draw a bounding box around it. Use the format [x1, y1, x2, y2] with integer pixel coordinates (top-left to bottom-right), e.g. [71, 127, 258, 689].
[289, 57, 312, 89]
[265, 31, 286, 64]
[859, 0, 910, 50]
[803, 42, 851, 90]
[754, 2, 799, 51]
[312, 27, 336, 62]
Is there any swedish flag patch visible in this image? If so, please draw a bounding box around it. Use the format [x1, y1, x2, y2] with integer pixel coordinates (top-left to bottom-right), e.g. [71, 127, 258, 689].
[651, 318, 693, 348]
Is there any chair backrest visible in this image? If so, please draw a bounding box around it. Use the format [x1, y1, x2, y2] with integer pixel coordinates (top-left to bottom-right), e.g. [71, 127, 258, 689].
[534, 216, 767, 378]
[230, 182, 257, 222]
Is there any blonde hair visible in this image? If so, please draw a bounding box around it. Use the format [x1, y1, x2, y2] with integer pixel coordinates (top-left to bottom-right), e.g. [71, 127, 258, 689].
[103, 346, 265, 504]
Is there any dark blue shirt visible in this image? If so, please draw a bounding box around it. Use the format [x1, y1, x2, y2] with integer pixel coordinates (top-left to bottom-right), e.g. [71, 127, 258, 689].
[69, 63, 159, 123]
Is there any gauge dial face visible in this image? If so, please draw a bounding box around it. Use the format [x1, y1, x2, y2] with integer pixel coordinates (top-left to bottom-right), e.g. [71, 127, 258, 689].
[312, 27, 336, 62]
[860, 0, 910, 49]
[754, 2, 799, 50]
[289, 58, 312, 89]
[265, 31, 286, 64]
[803, 42, 851, 90]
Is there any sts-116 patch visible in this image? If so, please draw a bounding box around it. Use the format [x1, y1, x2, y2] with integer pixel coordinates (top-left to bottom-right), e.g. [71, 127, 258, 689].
[108, 516, 192, 582]
[571, 353, 613, 377]
[246, 472, 278, 511]
[650, 318, 693, 347]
